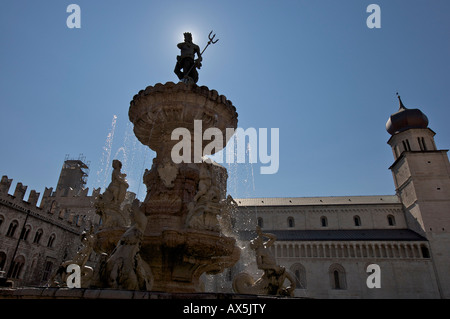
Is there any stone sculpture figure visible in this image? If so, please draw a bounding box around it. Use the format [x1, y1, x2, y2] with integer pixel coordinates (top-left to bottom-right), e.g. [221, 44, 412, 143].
[94, 159, 130, 228]
[107, 159, 129, 205]
[48, 224, 96, 288]
[194, 164, 220, 203]
[251, 226, 279, 272]
[103, 199, 153, 291]
[185, 163, 222, 231]
[157, 159, 178, 188]
[233, 226, 296, 296]
[174, 32, 202, 84]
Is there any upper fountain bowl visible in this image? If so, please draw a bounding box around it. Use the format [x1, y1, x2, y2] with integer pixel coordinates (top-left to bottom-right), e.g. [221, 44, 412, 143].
[129, 82, 238, 155]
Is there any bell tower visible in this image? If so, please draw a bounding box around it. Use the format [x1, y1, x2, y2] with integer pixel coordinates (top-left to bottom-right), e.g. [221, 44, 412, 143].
[386, 94, 450, 298]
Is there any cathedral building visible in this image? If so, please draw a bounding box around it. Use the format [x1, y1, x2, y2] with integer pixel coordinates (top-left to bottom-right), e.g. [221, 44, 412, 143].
[230, 95, 450, 298]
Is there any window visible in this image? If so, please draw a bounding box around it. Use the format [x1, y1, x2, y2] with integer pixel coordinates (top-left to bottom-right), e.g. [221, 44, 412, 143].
[320, 216, 328, 227]
[287, 217, 295, 228]
[290, 263, 307, 289]
[257, 217, 264, 228]
[353, 215, 361, 227]
[387, 215, 396, 226]
[0, 252, 7, 271]
[329, 264, 347, 290]
[402, 139, 411, 152]
[42, 261, 53, 282]
[418, 137, 427, 151]
[33, 229, 43, 244]
[9, 256, 25, 279]
[47, 234, 56, 248]
[6, 220, 19, 237]
[19, 225, 31, 241]
[58, 208, 66, 219]
[333, 271, 341, 289]
[0, 215, 4, 230]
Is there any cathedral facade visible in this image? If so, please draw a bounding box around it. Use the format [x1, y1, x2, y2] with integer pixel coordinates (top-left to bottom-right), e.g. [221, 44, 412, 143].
[228, 96, 450, 298]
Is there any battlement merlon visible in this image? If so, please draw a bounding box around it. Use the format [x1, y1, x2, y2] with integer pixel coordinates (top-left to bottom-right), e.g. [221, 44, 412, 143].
[27, 190, 40, 206]
[0, 175, 13, 193]
[39, 187, 53, 209]
[13, 182, 27, 200]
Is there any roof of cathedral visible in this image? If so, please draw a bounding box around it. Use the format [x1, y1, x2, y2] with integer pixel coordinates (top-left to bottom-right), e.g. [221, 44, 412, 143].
[238, 229, 427, 242]
[234, 195, 400, 207]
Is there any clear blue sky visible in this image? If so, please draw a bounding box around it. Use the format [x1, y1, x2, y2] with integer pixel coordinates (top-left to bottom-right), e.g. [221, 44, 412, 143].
[1, 1, 449, 202]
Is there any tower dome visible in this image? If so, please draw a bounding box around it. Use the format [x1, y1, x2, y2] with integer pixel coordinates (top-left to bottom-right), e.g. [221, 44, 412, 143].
[386, 94, 429, 135]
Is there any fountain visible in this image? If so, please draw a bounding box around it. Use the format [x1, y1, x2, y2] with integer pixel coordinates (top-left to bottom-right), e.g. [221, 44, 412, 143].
[0, 32, 295, 299]
[90, 31, 241, 293]
[126, 81, 240, 292]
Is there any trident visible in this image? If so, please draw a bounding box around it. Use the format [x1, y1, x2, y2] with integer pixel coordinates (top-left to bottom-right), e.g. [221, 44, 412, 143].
[201, 30, 219, 55]
[183, 31, 219, 81]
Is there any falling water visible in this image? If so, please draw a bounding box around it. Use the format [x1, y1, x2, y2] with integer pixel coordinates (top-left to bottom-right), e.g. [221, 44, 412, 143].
[93, 115, 156, 201]
[203, 133, 262, 293]
[115, 121, 156, 201]
[224, 133, 257, 199]
[96, 115, 118, 191]
[246, 142, 256, 193]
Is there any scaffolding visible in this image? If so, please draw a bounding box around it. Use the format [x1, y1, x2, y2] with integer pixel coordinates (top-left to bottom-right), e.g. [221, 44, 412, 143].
[56, 154, 90, 194]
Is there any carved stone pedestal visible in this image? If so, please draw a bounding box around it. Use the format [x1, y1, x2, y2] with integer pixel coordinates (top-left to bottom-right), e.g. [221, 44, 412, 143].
[128, 81, 240, 292]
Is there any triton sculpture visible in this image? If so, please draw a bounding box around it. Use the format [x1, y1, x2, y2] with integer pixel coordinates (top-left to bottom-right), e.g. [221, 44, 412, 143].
[233, 226, 296, 296]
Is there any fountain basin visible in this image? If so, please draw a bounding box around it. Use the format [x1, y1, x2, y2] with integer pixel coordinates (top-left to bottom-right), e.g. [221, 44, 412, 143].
[129, 82, 238, 156]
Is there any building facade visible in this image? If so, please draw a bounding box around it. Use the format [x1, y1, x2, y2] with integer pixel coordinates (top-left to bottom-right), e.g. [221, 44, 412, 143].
[0, 156, 100, 287]
[226, 96, 450, 298]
